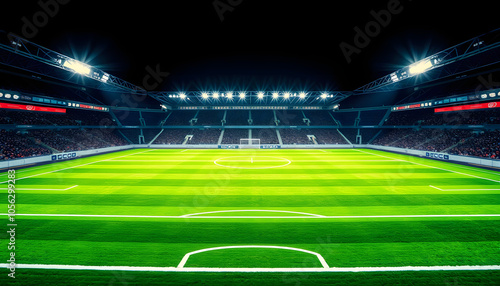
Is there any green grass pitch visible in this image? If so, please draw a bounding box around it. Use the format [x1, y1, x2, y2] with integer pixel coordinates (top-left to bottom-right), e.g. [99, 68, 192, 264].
[1, 148, 500, 285]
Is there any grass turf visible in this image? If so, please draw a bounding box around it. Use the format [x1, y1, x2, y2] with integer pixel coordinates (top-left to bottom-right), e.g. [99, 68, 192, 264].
[0, 148, 499, 285]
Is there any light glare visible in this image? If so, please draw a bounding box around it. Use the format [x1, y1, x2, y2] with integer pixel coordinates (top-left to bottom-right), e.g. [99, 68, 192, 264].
[63, 59, 91, 75]
[409, 59, 433, 75]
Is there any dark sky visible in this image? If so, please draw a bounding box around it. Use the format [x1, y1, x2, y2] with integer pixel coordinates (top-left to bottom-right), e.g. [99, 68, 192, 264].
[1, 0, 499, 94]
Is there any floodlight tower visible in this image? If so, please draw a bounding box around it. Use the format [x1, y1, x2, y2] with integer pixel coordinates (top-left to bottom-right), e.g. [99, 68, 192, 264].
[0, 32, 144, 93]
[354, 28, 500, 93]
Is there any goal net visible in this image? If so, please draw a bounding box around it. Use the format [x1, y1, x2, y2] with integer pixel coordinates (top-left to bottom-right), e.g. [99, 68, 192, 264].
[239, 138, 261, 149]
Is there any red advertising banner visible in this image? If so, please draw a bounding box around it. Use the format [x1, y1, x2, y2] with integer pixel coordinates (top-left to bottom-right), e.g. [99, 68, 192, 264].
[79, 104, 105, 111]
[435, 101, 499, 113]
[394, 103, 425, 111]
[0, 102, 66, 113]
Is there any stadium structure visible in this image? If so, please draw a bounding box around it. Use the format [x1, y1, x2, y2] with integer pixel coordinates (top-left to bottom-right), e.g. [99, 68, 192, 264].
[0, 4, 500, 286]
[0, 29, 499, 164]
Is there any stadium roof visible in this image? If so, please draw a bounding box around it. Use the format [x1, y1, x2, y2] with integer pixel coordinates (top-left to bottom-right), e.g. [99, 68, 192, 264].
[1, 0, 500, 109]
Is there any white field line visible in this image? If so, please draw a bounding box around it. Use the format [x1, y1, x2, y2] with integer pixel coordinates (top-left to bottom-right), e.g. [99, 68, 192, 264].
[218, 160, 288, 162]
[107, 159, 395, 162]
[0, 164, 57, 177]
[355, 150, 500, 184]
[429, 185, 500, 191]
[180, 149, 188, 152]
[2, 213, 499, 219]
[1, 263, 499, 273]
[0, 185, 78, 191]
[452, 164, 500, 176]
[177, 246, 329, 269]
[0, 150, 153, 184]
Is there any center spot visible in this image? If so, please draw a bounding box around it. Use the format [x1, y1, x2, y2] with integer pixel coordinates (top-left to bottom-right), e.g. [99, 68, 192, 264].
[214, 156, 291, 169]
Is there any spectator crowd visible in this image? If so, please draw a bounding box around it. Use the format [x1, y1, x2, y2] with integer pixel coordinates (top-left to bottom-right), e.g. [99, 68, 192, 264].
[1, 107, 498, 161]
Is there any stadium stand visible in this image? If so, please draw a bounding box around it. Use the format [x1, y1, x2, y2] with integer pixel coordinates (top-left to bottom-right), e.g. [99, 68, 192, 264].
[331, 111, 357, 126]
[0, 128, 127, 160]
[275, 110, 306, 126]
[314, 129, 349, 144]
[225, 110, 249, 125]
[221, 129, 249, 144]
[164, 110, 197, 125]
[0, 109, 117, 126]
[251, 110, 274, 125]
[188, 129, 221, 144]
[0, 106, 498, 159]
[0, 129, 52, 160]
[154, 129, 190, 144]
[448, 130, 500, 159]
[140, 112, 169, 126]
[253, 129, 279, 144]
[304, 110, 338, 125]
[279, 129, 312, 144]
[196, 111, 224, 125]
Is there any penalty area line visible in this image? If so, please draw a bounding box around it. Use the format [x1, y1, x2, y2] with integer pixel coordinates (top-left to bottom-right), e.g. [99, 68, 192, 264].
[1, 264, 499, 273]
[1, 213, 500, 219]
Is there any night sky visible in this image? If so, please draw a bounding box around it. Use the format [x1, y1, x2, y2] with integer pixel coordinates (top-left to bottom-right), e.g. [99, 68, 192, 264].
[1, 0, 499, 105]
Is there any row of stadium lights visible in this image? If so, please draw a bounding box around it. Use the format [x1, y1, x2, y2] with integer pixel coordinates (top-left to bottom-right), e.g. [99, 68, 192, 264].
[0, 92, 20, 100]
[168, 92, 335, 100]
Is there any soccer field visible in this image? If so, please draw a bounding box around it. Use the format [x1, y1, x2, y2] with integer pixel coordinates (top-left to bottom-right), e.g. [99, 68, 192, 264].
[1, 148, 500, 285]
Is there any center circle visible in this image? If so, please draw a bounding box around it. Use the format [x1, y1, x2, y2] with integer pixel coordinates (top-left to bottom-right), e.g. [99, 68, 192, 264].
[214, 156, 291, 169]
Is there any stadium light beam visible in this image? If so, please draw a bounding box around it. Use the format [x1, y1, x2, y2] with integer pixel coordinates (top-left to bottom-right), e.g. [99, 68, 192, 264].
[409, 59, 433, 75]
[239, 92, 246, 99]
[201, 92, 209, 99]
[257, 92, 265, 99]
[63, 59, 91, 75]
[299, 92, 307, 99]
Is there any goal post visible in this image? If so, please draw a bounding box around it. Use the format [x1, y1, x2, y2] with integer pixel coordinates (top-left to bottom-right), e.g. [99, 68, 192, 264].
[239, 138, 260, 149]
